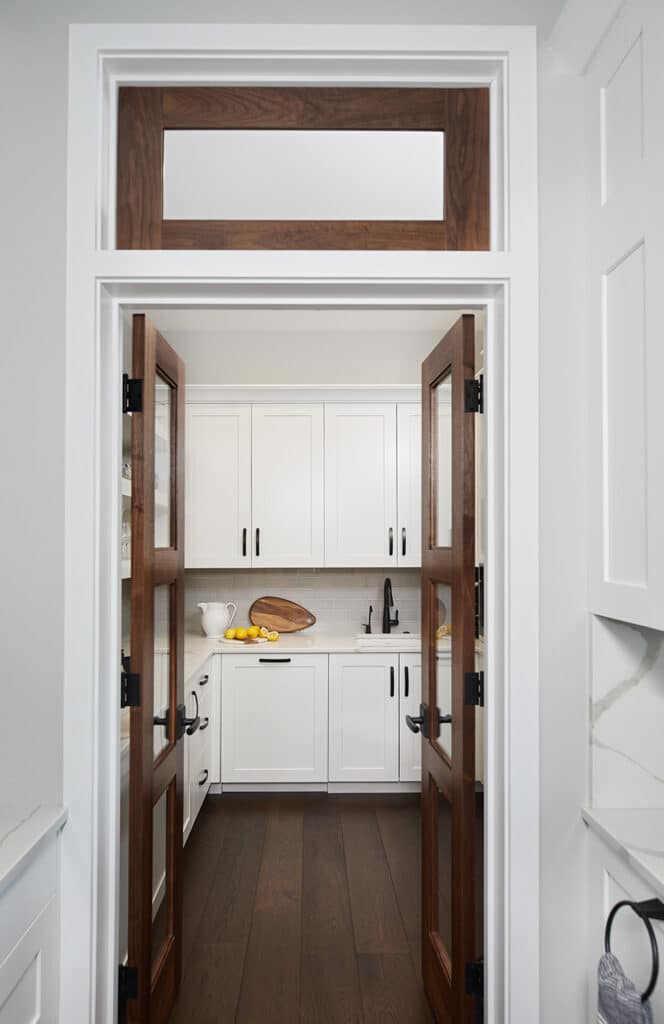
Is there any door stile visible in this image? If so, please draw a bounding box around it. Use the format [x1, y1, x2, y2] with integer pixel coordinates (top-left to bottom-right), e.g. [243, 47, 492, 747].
[420, 314, 478, 1023]
[127, 314, 185, 1024]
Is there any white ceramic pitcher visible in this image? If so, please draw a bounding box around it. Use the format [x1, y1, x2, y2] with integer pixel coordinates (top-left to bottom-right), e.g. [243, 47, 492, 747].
[198, 601, 237, 638]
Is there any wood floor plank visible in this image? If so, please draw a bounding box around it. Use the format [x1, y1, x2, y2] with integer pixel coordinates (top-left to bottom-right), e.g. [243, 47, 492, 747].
[178, 797, 227, 970]
[376, 795, 424, 975]
[340, 797, 410, 955]
[235, 796, 305, 1024]
[170, 795, 268, 1022]
[357, 953, 434, 1024]
[299, 799, 363, 1024]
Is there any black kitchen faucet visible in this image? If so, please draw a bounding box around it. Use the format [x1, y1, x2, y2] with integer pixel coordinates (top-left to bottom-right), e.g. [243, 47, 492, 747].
[382, 577, 399, 634]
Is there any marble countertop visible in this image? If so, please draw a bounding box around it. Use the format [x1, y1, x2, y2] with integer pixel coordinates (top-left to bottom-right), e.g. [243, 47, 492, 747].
[582, 806, 664, 900]
[0, 804, 67, 898]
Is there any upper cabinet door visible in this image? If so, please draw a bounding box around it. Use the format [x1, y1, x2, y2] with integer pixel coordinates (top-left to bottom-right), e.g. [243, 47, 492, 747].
[185, 404, 251, 568]
[325, 404, 397, 567]
[252, 405, 324, 568]
[397, 403, 422, 567]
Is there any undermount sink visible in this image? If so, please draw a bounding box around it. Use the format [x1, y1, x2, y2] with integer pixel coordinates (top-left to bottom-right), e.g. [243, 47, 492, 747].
[354, 632, 421, 650]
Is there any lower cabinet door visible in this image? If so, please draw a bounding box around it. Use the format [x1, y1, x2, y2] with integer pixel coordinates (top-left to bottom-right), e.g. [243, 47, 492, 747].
[221, 654, 329, 783]
[182, 684, 199, 844]
[329, 654, 399, 782]
[0, 898, 58, 1024]
[399, 654, 422, 782]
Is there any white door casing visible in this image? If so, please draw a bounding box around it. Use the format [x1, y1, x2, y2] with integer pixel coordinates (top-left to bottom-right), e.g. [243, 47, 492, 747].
[64, 24, 539, 1024]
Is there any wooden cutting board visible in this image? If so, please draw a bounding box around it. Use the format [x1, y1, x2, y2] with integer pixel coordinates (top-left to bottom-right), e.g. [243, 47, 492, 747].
[249, 596, 317, 633]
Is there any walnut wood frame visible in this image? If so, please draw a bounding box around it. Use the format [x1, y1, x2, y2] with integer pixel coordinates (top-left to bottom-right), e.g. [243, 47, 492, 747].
[128, 314, 185, 1023]
[117, 86, 490, 251]
[421, 315, 479, 1022]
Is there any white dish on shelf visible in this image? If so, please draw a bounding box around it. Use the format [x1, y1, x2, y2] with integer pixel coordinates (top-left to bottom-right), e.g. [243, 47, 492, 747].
[218, 636, 269, 646]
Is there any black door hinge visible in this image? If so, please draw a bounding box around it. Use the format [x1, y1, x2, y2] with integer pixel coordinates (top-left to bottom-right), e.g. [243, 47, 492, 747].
[466, 959, 484, 1022]
[465, 958, 484, 998]
[122, 373, 143, 414]
[464, 671, 485, 707]
[464, 374, 484, 414]
[475, 564, 485, 639]
[121, 653, 140, 708]
[118, 963, 138, 1005]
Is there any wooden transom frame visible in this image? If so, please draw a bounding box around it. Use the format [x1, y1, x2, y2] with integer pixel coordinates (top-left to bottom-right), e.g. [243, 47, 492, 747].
[116, 86, 490, 250]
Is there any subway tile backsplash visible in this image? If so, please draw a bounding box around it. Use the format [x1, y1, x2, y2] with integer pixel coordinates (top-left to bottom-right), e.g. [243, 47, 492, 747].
[185, 568, 422, 636]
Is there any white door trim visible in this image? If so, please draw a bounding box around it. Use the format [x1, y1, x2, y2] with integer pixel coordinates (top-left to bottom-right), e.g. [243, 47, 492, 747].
[64, 25, 539, 1024]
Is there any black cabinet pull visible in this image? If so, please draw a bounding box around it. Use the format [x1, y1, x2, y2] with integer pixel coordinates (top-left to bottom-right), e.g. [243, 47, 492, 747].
[200, 716, 210, 731]
[198, 769, 209, 787]
[402, 527, 406, 557]
[259, 657, 291, 664]
[242, 527, 247, 557]
[404, 665, 409, 698]
[199, 674, 209, 686]
[256, 527, 260, 557]
[389, 527, 394, 556]
[390, 665, 395, 697]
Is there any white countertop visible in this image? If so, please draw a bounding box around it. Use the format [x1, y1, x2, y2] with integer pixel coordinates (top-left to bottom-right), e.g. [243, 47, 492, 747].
[184, 630, 434, 678]
[582, 806, 664, 900]
[0, 804, 67, 897]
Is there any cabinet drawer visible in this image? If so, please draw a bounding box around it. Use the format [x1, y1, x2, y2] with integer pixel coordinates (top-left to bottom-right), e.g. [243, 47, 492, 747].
[221, 654, 328, 783]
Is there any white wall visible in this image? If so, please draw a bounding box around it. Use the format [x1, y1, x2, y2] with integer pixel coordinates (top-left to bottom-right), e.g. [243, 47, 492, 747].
[0, 0, 562, 809]
[538, 39, 590, 1024]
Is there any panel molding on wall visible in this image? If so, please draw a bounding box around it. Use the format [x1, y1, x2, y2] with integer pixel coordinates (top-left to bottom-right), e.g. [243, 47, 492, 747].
[588, 2, 664, 629]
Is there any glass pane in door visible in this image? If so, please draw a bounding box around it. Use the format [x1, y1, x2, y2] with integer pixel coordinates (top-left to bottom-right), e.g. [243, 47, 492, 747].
[435, 582, 453, 761]
[151, 784, 172, 971]
[436, 782, 454, 971]
[153, 585, 171, 760]
[154, 373, 172, 548]
[433, 370, 452, 547]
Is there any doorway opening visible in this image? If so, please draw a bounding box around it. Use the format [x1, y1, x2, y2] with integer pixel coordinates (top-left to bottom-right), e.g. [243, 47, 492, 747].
[117, 303, 488, 1022]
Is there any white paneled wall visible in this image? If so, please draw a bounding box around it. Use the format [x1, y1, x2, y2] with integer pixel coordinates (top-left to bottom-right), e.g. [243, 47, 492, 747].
[185, 568, 426, 636]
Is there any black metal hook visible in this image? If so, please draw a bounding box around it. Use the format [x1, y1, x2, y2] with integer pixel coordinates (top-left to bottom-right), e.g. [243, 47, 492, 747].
[605, 898, 664, 1002]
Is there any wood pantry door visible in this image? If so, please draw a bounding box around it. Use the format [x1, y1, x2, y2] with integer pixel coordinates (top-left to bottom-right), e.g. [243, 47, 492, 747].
[126, 314, 186, 1023]
[410, 314, 482, 1022]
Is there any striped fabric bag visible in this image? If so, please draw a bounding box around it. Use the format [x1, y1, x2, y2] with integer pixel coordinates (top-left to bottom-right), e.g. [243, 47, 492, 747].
[598, 953, 653, 1024]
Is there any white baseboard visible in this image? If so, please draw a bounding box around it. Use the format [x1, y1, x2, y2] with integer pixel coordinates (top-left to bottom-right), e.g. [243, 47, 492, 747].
[208, 783, 222, 795]
[328, 782, 421, 794]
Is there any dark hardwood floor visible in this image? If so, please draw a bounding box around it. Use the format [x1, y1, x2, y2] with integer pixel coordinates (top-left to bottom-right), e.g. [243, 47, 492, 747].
[170, 794, 433, 1024]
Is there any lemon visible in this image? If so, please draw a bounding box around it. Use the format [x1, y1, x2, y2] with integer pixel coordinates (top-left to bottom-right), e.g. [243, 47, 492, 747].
[247, 626, 260, 639]
[267, 630, 279, 642]
[259, 626, 270, 639]
[235, 627, 248, 640]
[224, 628, 236, 640]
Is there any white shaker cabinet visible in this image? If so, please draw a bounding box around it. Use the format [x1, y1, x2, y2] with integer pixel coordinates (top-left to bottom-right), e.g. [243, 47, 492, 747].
[329, 653, 400, 782]
[185, 404, 251, 568]
[221, 654, 328, 783]
[251, 405, 324, 567]
[325, 404, 398, 567]
[399, 654, 422, 782]
[183, 658, 215, 845]
[397, 404, 422, 567]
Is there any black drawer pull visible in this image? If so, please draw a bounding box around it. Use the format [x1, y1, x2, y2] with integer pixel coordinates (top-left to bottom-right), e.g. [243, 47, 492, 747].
[389, 665, 395, 697]
[199, 674, 209, 686]
[259, 657, 291, 663]
[198, 769, 209, 787]
[256, 527, 260, 557]
[199, 717, 210, 731]
[402, 527, 406, 557]
[242, 527, 247, 557]
[389, 527, 394, 556]
[404, 665, 409, 698]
